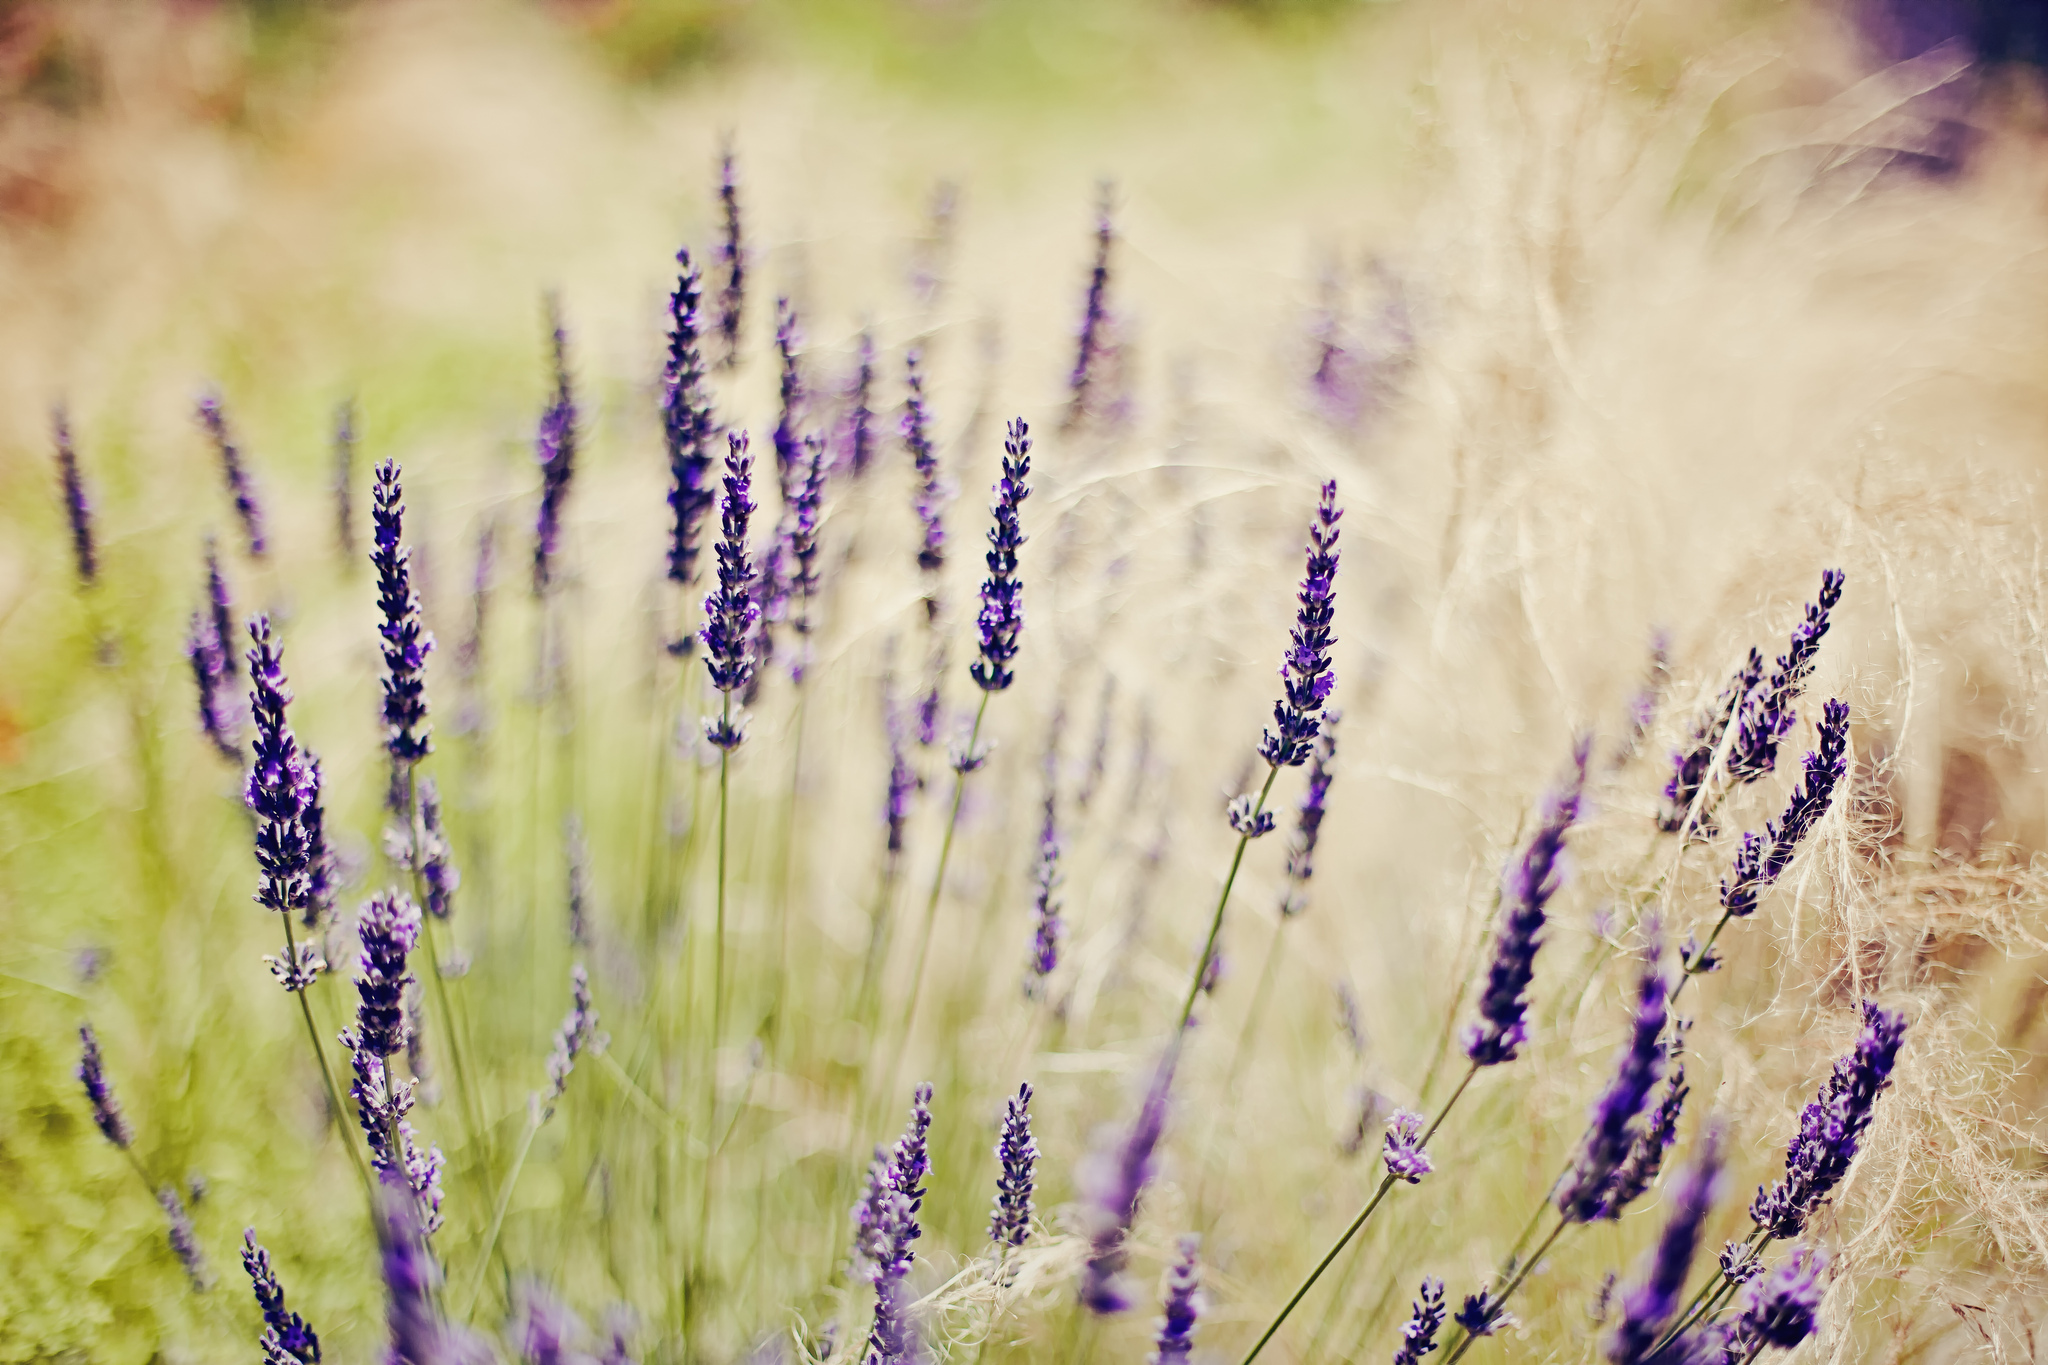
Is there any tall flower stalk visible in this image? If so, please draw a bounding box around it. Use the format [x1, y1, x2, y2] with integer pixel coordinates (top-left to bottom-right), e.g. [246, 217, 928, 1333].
[699, 432, 760, 1048]
[663, 245, 718, 653]
[196, 390, 267, 559]
[714, 147, 745, 368]
[52, 405, 96, 587]
[533, 300, 578, 597]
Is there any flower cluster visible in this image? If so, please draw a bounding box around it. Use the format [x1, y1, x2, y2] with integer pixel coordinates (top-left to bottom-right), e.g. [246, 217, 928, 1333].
[187, 595, 241, 763]
[663, 246, 719, 593]
[533, 305, 578, 595]
[1557, 949, 1672, 1222]
[1392, 1278, 1447, 1365]
[242, 1228, 322, 1364]
[788, 434, 828, 678]
[416, 777, 459, 921]
[1259, 480, 1341, 769]
[541, 964, 604, 1117]
[1720, 699, 1851, 919]
[988, 1082, 1037, 1252]
[700, 433, 761, 743]
[771, 297, 805, 499]
[1068, 189, 1116, 421]
[346, 1039, 445, 1238]
[372, 461, 434, 780]
[1078, 1050, 1175, 1314]
[1750, 1001, 1908, 1239]
[1382, 1109, 1433, 1184]
[715, 149, 745, 366]
[1150, 1236, 1203, 1365]
[1025, 790, 1064, 993]
[158, 1185, 209, 1290]
[854, 1085, 934, 1365]
[196, 389, 267, 559]
[52, 406, 96, 586]
[1606, 1125, 1724, 1365]
[968, 419, 1032, 693]
[1659, 649, 1762, 835]
[846, 331, 877, 477]
[1728, 570, 1845, 782]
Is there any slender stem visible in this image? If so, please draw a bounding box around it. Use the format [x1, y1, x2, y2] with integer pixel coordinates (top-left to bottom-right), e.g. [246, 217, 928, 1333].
[465, 1112, 541, 1321]
[715, 691, 733, 1053]
[1670, 908, 1735, 1005]
[280, 914, 374, 1201]
[1439, 1217, 1571, 1364]
[1652, 1232, 1770, 1356]
[1240, 1064, 1480, 1365]
[1181, 765, 1280, 1032]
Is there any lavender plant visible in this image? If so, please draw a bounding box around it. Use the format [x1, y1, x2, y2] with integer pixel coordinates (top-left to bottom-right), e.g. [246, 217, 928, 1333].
[196, 390, 267, 559]
[51, 405, 95, 587]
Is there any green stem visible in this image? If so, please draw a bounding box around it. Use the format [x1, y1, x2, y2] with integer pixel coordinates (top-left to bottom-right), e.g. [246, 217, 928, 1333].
[1651, 1232, 1770, 1356]
[715, 691, 733, 1054]
[1439, 1216, 1570, 1364]
[1181, 765, 1279, 1033]
[465, 1112, 541, 1322]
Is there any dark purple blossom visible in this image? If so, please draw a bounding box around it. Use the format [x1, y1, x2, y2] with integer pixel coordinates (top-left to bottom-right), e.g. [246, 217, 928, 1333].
[243, 1228, 321, 1364]
[1659, 650, 1763, 835]
[700, 433, 760, 747]
[541, 964, 604, 1117]
[1603, 1047, 1690, 1216]
[1259, 481, 1342, 769]
[1067, 188, 1115, 423]
[1607, 1125, 1725, 1365]
[1718, 1241, 1762, 1286]
[1734, 1246, 1825, 1350]
[1729, 571, 1845, 782]
[1557, 949, 1671, 1222]
[333, 400, 357, 561]
[1078, 1050, 1175, 1314]
[379, 1185, 485, 1365]
[373, 461, 435, 779]
[856, 1086, 933, 1365]
[1026, 789, 1063, 994]
[1464, 737, 1592, 1067]
[246, 618, 315, 933]
[1720, 700, 1851, 919]
[514, 1281, 587, 1365]
[1750, 1000, 1908, 1239]
[846, 331, 878, 477]
[346, 1034, 444, 1237]
[788, 435, 827, 681]
[904, 350, 947, 588]
[1453, 1290, 1513, 1338]
[1382, 1109, 1433, 1183]
[1227, 794, 1276, 838]
[196, 389, 266, 559]
[187, 604, 239, 762]
[417, 777, 458, 921]
[663, 246, 718, 594]
[533, 303, 578, 595]
[1613, 631, 1670, 767]
[1392, 1277, 1447, 1365]
[350, 891, 420, 1059]
[1150, 1236, 1202, 1365]
[303, 756, 337, 929]
[772, 298, 805, 502]
[159, 1184, 209, 1290]
[78, 1022, 133, 1149]
[715, 149, 745, 367]
[968, 420, 1032, 693]
[988, 1081, 1036, 1250]
[52, 406, 96, 585]
[205, 541, 237, 679]
[1281, 723, 1338, 915]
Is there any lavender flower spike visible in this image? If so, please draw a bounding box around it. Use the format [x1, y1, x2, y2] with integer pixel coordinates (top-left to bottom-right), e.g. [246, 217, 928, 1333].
[968, 419, 1033, 692]
[78, 1022, 133, 1149]
[1078, 1049, 1176, 1314]
[1068, 187, 1115, 421]
[187, 603, 239, 762]
[159, 1184, 210, 1290]
[351, 891, 421, 1059]
[1750, 1000, 1908, 1239]
[1258, 481, 1341, 769]
[700, 432, 760, 747]
[417, 777, 459, 921]
[196, 389, 266, 558]
[342, 896, 445, 1237]
[333, 399, 357, 560]
[1281, 722, 1338, 916]
[788, 434, 827, 680]
[1557, 946, 1671, 1222]
[848, 330, 878, 477]
[1659, 649, 1762, 835]
[663, 246, 718, 594]
[345, 1037, 444, 1237]
[1463, 736, 1592, 1067]
[243, 1228, 322, 1364]
[1025, 789, 1063, 994]
[379, 1185, 486, 1365]
[541, 964, 605, 1118]
[1150, 1236, 1203, 1365]
[206, 540, 238, 677]
[1601, 1026, 1691, 1215]
[533, 300, 578, 595]
[855, 1085, 934, 1365]
[1606, 1124, 1725, 1365]
[989, 1081, 1037, 1251]
[53, 406, 96, 585]
[1734, 1246, 1826, 1351]
[372, 461, 435, 783]
[714, 147, 745, 367]
[303, 756, 337, 929]
[247, 617, 315, 936]
[904, 350, 948, 586]
[772, 297, 805, 498]
[1720, 699, 1851, 919]
[1382, 1109, 1433, 1183]
[1729, 570, 1845, 782]
[1391, 1278, 1447, 1365]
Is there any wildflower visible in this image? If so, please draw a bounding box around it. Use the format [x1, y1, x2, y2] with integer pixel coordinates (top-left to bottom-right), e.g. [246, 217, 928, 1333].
[1227, 794, 1276, 838]
[379, 1185, 485, 1364]
[159, 1185, 209, 1290]
[772, 298, 805, 500]
[664, 246, 719, 596]
[1068, 186, 1115, 422]
[417, 778, 459, 921]
[1719, 699, 1851, 919]
[1463, 737, 1592, 1067]
[1613, 631, 1670, 767]
[856, 1086, 933, 1365]
[541, 964, 604, 1117]
[350, 892, 420, 1059]
[988, 1082, 1036, 1251]
[1734, 1246, 1826, 1350]
[533, 301, 578, 595]
[1659, 649, 1762, 835]
[1557, 948, 1671, 1221]
[715, 148, 745, 366]
[788, 434, 827, 680]
[1281, 723, 1338, 915]
[205, 540, 238, 678]
[847, 331, 877, 477]
[515, 1281, 588, 1365]
[1453, 1290, 1513, 1338]
[243, 1228, 321, 1364]
[700, 433, 761, 746]
[247, 618, 315, 932]
[303, 756, 337, 929]
[1729, 570, 1845, 782]
[1258, 481, 1342, 769]
[1750, 1000, 1908, 1239]
[188, 604, 239, 762]
[1718, 1241, 1762, 1286]
[885, 692, 915, 859]
[1606, 1125, 1724, 1365]
[1151, 1236, 1203, 1365]
[904, 350, 947, 587]
[52, 405, 96, 585]
[78, 1023, 133, 1149]
[968, 419, 1032, 693]
[333, 399, 357, 560]
[1078, 1050, 1175, 1314]
[1026, 790, 1063, 994]
[372, 461, 435, 788]
[196, 389, 266, 558]
[1391, 1277, 1447, 1365]
[1602, 1051, 1690, 1215]
[1382, 1109, 1433, 1183]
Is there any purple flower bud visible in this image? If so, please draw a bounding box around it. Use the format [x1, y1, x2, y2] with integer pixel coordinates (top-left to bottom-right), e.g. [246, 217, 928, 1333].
[1464, 737, 1592, 1067]
[1150, 1236, 1202, 1365]
[1607, 1124, 1725, 1365]
[333, 400, 357, 561]
[542, 964, 604, 1114]
[1258, 482, 1341, 769]
[989, 1081, 1037, 1250]
[1557, 948, 1671, 1221]
[243, 1228, 322, 1363]
[1734, 1246, 1825, 1349]
[158, 1184, 209, 1290]
[53, 406, 96, 586]
[1750, 1000, 1907, 1239]
[1453, 1289, 1513, 1338]
[196, 389, 266, 559]
[700, 433, 761, 743]
[664, 247, 718, 591]
[246, 617, 314, 931]
[1078, 1050, 1175, 1315]
[1392, 1277, 1446, 1364]
[855, 1086, 933, 1365]
[772, 297, 806, 497]
[346, 1034, 444, 1238]
[1660, 649, 1763, 836]
[372, 461, 435, 776]
[1612, 631, 1670, 767]
[1729, 570, 1845, 782]
[78, 1022, 133, 1149]
[715, 149, 745, 367]
[1718, 1241, 1761, 1286]
[969, 420, 1031, 693]
[1720, 699, 1850, 919]
[1382, 1109, 1433, 1183]
[1281, 723, 1338, 915]
[904, 351, 948, 590]
[1227, 794, 1276, 838]
[351, 892, 422, 1058]
[533, 301, 578, 596]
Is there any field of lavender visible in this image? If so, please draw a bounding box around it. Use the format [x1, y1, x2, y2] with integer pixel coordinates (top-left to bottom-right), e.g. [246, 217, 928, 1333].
[7, 2, 2048, 1363]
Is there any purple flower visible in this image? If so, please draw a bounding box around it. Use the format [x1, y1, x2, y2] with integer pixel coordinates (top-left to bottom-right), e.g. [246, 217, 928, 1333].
[333, 400, 357, 561]
[1150, 1236, 1202, 1365]
[1734, 1246, 1825, 1350]
[1025, 790, 1063, 994]
[379, 1185, 485, 1365]
[1068, 188, 1115, 423]
[1078, 1050, 1175, 1314]
[1718, 1241, 1761, 1286]
[418, 778, 459, 921]
[533, 303, 578, 596]
[243, 1228, 322, 1364]
[1719, 699, 1851, 919]
[246, 617, 315, 935]
[78, 1022, 133, 1149]
[1227, 794, 1276, 838]
[1382, 1109, 1433, 1183]
[1557, 948, 1671, 1222]
[303, 756, 337, 929]
[206, 539, 239, 678]
[885, 691, 915, 859]
[159, 1184, 209, 1290]
[1659, 649, 1763, 836]
[700, 433, 761, 744]
[968, 420, 1032, 693]
[52, 405, 96, 585]
[541, 964, 604, 1115]
[856, 1086, 934, 1365]
[1281, 722, 1338, 915]
[772, 297, 805, 500]
[1750, 1000, 1908, 1239]
[350, 891, 421, 1058]
[196, 389, 266, 559]
[513, 1280, 587, 1365]
[846, 331, 878, 478]
[1602, 1049, 1690, 1216]
[1464, 737, 1592, 1067]
[565, 816, 589, 946]
[1613, 631, 1670, 767]
[1391, 1277, 1447, 1365]
[1607, 1125, 1725, 1365]
[373, 461, 435, 778]
[788, 435, 828, 681]
[715, 148, 745, 367]
[663, 246, 718, 592]
[904, 350, 947, 587]
[187, 603, 240, 762]
[1258, 481, 1342, 769]
[346, 1033, 444, 1237]
[988, 1081, 1036, 1250]
[1729, 571, 1845, 782]
[1453, 1289, 1513, 1338]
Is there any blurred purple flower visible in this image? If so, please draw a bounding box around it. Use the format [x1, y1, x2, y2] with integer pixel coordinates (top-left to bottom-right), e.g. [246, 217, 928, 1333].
[1729, 571, 1845, 783]
[196, 389, 266, 559]
[533, 302, 578, 596]
[1659, 649, 1762, 836]
[1720, 699, 1851, 920]
[159, 1184, 209, 1290]
[1281, 723, 1338, 915]
[715, 149, 745, 367]
[1078, 1050, 1175, 1314]
[664, 246, 718, 596]
[1557, 947, 1671, 1222]
[1606, 1125, 1724, 1365]
[1150, 1236, 1202, 1365]
[78, 1022, 133, 1149]
[52, 405, 96, 585]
